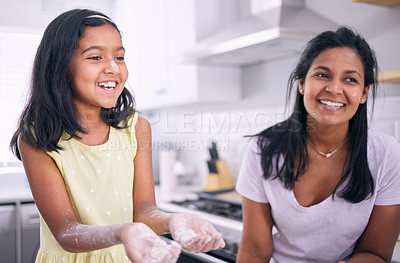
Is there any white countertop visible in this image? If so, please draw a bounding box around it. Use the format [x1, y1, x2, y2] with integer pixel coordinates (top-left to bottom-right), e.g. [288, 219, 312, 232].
[0, 168, 34, 204]
[0, 186, 33, 203]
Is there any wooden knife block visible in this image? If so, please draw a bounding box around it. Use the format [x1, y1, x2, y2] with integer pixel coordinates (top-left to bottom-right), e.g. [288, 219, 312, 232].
[206, 159, 235, 191]
[206, 173, 220, 191]
[216, 159, 235, 189]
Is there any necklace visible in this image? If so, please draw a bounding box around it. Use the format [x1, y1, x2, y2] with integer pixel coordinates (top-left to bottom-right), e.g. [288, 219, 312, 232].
[306, 136, 349, 158]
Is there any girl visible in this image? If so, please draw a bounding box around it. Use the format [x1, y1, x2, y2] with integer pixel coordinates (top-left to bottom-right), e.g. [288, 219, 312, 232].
[10, 9, 224, 263]
[236, 27, 400, 262]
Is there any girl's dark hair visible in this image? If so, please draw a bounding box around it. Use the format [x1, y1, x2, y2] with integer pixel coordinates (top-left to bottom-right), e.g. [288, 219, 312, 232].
[10, 9, 135, 160]
[256, 26, 378, 203]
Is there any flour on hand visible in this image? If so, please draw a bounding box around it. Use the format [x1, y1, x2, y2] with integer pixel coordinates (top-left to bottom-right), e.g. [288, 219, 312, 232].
[150, 238, 170, 262]
[174, 227, 197, 247]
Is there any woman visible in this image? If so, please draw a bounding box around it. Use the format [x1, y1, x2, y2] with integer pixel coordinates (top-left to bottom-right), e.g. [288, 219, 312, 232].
[236, 27, 400, 262]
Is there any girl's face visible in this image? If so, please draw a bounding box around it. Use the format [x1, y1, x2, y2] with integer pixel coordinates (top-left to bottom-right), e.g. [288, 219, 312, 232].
[299, 47, 369, 130]
[68, 24, 128, 111]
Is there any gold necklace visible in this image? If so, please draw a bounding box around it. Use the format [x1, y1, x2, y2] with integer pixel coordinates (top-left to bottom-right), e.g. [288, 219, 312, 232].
[306, 136, 349, 158]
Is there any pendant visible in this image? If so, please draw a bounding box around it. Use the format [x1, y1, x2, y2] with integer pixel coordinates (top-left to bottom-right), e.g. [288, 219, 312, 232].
[325, 153, 332, 158]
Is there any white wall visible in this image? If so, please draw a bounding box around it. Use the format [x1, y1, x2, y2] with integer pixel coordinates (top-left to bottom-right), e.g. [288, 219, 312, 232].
[148, 0, 400, 186]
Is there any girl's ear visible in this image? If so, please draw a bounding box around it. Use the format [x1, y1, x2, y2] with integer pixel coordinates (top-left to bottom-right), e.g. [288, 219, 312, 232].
[360, 84, 370, 104]
[298, 79, 305, 95]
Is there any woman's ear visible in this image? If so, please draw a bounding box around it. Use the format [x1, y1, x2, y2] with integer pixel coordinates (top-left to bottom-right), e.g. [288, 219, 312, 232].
[298, 79, 304, 95]
[360, 84, 370, 104]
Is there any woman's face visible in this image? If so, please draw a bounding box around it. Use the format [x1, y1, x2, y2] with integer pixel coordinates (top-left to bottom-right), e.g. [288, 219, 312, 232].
[299, 47, 369, 130]
[68, 23, 128, 111]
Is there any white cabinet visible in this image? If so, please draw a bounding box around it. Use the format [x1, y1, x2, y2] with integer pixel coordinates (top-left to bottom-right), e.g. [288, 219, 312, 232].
[0, 205, 16, 263]
[114, 0, 240, 110]
[114, 0, 168, 109]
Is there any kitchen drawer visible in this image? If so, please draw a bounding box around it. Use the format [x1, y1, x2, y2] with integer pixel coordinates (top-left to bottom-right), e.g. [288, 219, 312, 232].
[0, 204, 17, 263]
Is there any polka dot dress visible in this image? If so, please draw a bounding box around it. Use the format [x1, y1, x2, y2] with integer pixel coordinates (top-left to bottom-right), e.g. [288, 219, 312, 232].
[35, 113, 138, 263]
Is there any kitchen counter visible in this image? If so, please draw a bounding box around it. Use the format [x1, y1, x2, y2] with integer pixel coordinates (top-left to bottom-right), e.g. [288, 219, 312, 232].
[0, 167, 33, 204]
[0, 186, 33, 203]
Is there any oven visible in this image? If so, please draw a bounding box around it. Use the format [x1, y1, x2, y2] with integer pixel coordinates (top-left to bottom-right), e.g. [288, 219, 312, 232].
[158, 189, 242, 263]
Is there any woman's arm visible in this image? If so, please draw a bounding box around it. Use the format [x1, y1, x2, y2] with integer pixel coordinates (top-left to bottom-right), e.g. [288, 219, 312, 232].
[132, 116, 225, 252]
[347, 204, 400, 263]
[237, 197, 274, 263]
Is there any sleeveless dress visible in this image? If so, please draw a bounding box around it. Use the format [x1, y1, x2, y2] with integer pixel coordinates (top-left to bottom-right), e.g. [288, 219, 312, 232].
[35, 112, 138, 263]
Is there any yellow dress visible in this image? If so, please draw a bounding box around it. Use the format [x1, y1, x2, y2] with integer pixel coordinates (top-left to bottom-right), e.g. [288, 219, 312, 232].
[35, 113, 138, 263]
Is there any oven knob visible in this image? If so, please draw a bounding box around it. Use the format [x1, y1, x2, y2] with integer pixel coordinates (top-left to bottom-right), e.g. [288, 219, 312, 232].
[231, 242, 239, 254]
[222, 236, 233, 253]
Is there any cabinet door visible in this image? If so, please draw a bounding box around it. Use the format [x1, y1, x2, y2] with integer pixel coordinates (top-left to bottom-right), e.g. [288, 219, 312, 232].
[164, 0, 198, 105]
[114, 0, 240, 110]
[115, 0, 169, 110]
[161, 0, 241, 107]
[0, 205, 16, 263]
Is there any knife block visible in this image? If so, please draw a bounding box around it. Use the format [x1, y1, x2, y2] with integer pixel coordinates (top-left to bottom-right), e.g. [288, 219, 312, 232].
[215, 159, 235, 190]
[206, 173, 220, 191]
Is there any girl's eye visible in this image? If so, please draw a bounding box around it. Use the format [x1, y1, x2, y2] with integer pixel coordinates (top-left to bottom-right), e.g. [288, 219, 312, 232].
[115, 56, 125, 61]
[89, 56, 102, 60]
[315, 72, 328, 78]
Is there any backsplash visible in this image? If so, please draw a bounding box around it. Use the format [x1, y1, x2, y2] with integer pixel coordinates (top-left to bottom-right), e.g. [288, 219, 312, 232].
[147, 95, 400, 187]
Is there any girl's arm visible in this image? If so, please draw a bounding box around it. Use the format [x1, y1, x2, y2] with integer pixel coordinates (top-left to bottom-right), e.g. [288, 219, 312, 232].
[132, 116, 225, 252]
[237, 197, 274, 262]
[131, 116, 168, 234]
[18, 136, 118, 251]
[347, 204, 400, 263]
[18, 136, 180, 262]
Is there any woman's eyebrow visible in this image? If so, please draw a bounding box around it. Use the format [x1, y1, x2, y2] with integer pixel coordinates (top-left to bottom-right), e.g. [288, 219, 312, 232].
[312, 66, 330, 72]
[344, 70, 361, 77]
[312, 66, 361, 77]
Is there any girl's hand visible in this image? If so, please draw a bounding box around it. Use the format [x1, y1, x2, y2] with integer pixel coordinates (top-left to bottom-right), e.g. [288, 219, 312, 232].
[169, 213, 226, 253]
[121, 222, 181, 263]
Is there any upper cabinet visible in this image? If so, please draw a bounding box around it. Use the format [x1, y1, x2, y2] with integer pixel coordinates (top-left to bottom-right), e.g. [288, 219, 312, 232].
[114, 0, 240, 110]
[351, 0, 400, 7]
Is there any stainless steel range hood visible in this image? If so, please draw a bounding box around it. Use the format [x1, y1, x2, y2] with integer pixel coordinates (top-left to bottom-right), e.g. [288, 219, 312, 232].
[181, 0, 337, 66]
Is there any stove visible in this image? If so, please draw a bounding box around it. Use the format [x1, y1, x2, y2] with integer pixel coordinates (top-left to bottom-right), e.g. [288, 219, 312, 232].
[158, 190, 243, 263]
[171, 198, 242, 221]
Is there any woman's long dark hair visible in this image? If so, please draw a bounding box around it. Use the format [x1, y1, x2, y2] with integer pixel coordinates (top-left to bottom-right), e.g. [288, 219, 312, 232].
[257, 27, 378, 203]
[10, 9, 135, 160]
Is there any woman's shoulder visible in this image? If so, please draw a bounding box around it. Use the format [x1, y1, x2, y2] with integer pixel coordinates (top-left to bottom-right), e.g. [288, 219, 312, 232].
[368, 127, 400, 151]
[367, 127, 400, 165]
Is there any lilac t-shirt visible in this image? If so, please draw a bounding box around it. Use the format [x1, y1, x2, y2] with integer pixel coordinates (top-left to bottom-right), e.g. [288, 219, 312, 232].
[236, 128, 400, 263]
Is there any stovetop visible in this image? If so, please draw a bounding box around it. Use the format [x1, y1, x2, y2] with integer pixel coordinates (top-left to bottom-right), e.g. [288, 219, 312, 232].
[171, 197, 242, 221]
[159, 196, 242, 262]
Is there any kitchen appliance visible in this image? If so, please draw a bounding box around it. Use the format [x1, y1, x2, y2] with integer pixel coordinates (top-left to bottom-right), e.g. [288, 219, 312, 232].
[0, 167, 40, 263]
[21, 202, 40, 263]
[182, 0, 337, 65]
[0, 204, 17, 263]
[159, 188, 242, 263]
